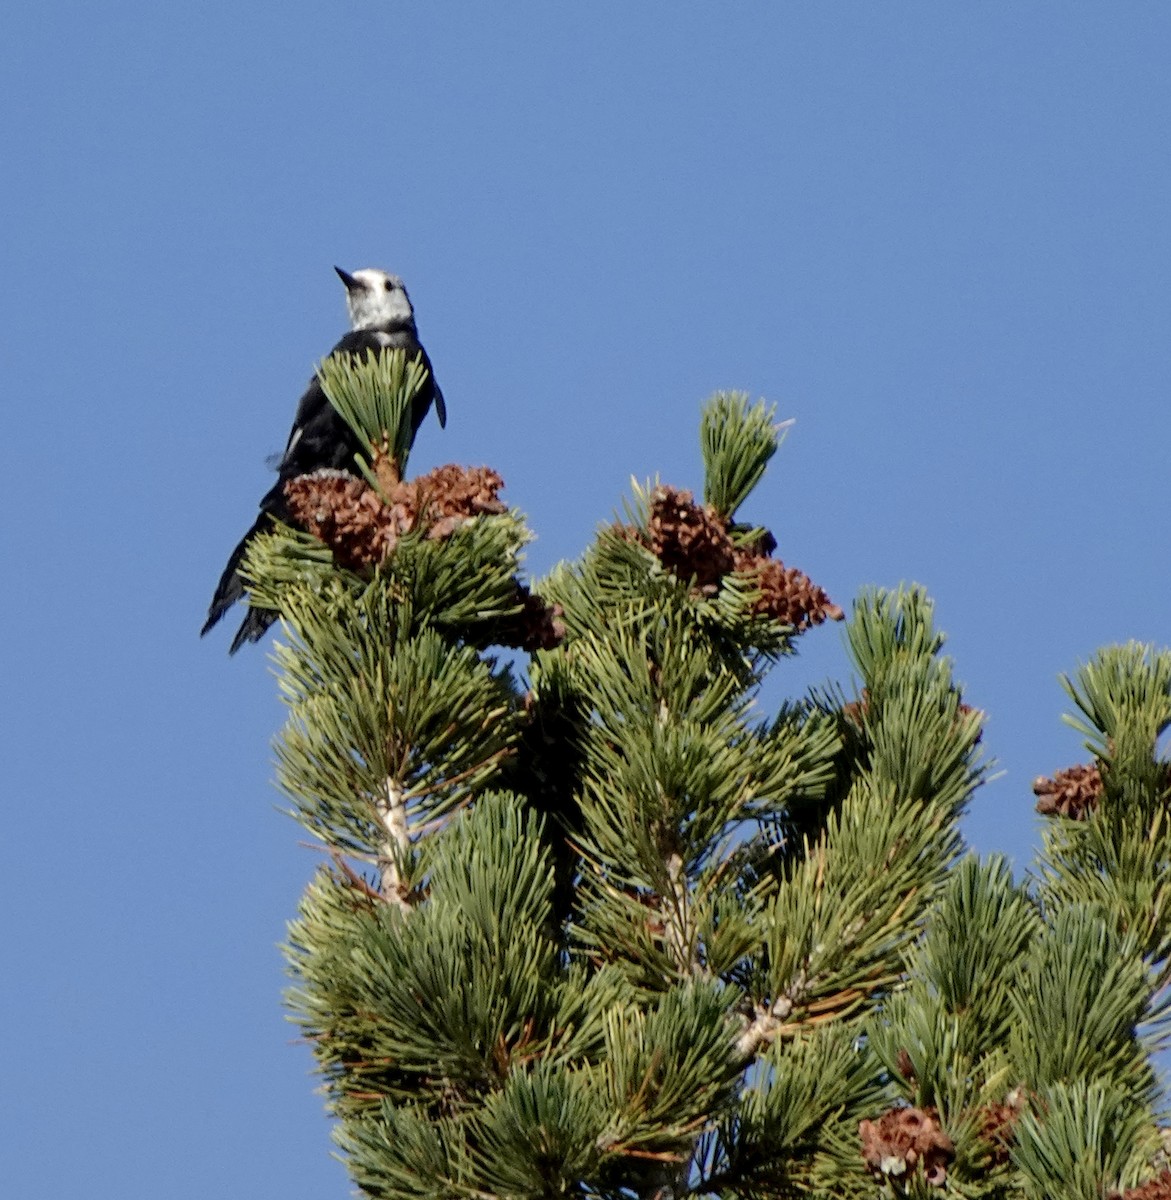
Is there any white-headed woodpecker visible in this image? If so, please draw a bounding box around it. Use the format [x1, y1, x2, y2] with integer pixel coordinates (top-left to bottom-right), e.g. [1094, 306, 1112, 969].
[202, 267, 446, 652]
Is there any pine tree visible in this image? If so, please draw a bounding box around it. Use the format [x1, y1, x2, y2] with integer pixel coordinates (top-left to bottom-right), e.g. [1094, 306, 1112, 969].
[240, 350, 1171, 1199]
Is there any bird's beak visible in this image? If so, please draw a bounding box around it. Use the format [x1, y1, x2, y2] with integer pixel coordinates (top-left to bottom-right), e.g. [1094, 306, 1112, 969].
[334, 266, 358, 290]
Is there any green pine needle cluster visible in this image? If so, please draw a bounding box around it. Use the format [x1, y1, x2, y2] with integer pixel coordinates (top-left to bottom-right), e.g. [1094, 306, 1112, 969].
[238, 372, 1171, 1199]
[316, 347, 432, 477]
[700, 391, 784, 519]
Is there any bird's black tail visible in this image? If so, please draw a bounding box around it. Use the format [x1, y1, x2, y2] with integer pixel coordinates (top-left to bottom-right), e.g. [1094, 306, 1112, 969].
[227, 603, 278, 654]
[201, 510, 279, 653]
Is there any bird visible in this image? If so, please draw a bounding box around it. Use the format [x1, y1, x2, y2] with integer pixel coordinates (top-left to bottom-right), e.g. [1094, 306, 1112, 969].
[202, 266, 447, 653]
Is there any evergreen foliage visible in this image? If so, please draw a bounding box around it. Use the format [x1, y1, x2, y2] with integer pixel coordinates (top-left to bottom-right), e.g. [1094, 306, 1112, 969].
[315, 348, 433, 479]
[234, 354, 1171, 1198]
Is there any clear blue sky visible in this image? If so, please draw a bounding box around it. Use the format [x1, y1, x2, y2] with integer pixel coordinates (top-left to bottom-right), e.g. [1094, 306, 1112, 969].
[2, 4, 1169, 1195]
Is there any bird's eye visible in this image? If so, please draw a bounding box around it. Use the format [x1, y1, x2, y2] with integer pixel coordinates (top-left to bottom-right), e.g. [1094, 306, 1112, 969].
[384, 280, 393, 291]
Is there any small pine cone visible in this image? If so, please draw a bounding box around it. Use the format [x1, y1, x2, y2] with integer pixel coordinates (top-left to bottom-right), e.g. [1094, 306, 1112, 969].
[283, 471, 398, 570]
[475, 585, 565, 652]
[1111, 1171, 1171, 1200]
[514, 586, 566, 652]
[386, 464, 508, 540]
[859, 1106, 955, 1187]
[414, 463, 507, 523]
[976, 1099, 1024, 1168]
[740, 556, 845, 630]
[895, 1048, 916, 1083]
[1033, 763, 1102, 820]
[646, 485, 737, 588]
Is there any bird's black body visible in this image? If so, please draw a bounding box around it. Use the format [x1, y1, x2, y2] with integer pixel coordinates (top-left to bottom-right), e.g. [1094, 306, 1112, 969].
[202, 270, 446, 653]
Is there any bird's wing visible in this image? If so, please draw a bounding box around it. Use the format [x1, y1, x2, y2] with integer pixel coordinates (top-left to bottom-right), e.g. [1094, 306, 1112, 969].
[416, 344, 447, 428]
[276, 331, 383, 473]
[278, 377, 329, 469]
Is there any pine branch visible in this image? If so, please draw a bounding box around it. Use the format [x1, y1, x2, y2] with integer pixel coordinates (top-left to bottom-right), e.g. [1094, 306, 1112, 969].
[700, 391, 787, 520]
[377, 778, 413, 911]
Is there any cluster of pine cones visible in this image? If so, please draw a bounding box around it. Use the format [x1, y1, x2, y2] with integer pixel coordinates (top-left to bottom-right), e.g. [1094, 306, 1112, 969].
[634, 484, 844, 631]
[283, 461, 562, 651]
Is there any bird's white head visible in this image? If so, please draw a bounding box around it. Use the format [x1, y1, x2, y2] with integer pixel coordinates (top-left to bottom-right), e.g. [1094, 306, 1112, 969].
[334, 266, 415, 331]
